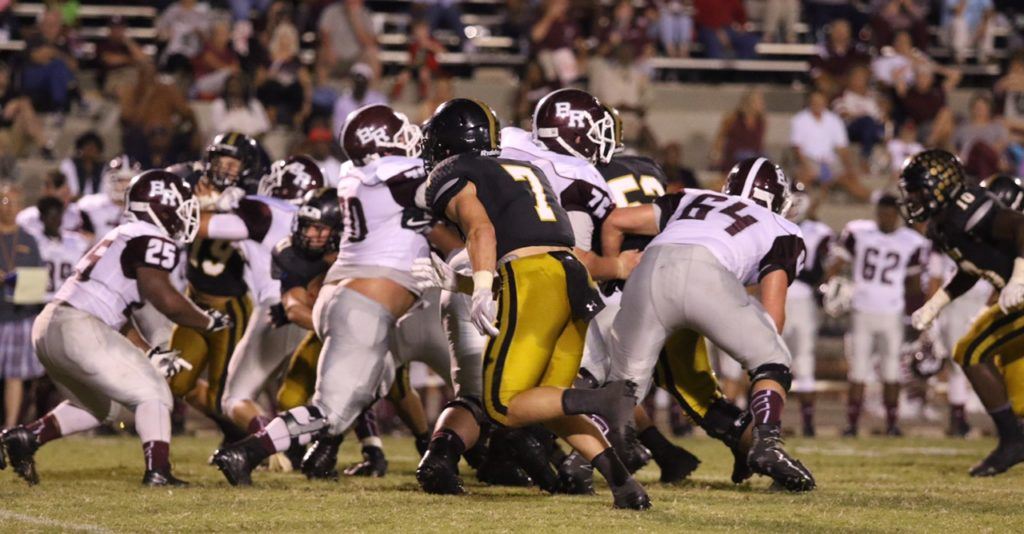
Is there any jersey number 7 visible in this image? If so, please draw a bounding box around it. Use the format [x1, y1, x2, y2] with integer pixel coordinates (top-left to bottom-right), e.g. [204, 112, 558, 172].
[502, 164, 557, 222]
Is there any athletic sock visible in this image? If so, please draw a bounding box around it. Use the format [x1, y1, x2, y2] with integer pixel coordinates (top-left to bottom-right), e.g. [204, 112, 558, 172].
[590, 448, 631, 489]
[989, 404, 1024, 442]
[750, 389, 784, 426]
[25, 414, 62, 446]
[213, 414, 248, 444]
[428, 428, 466, 465]
[847, 397, 862, 431]
[414, 431, 430, 456]
[143, 441, 170, 472]
[800, 399, 815, 432]
[246, 415, 271, 435]
[884, 403, 899, 432]
[354, 409, 379, 441]
[638, 426, 675, 464]
[950, 404, 966, 427]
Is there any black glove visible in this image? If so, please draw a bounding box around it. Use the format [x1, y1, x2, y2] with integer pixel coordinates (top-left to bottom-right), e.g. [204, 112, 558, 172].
[269, 303, 290, 327]
[205, 309, 233, 332]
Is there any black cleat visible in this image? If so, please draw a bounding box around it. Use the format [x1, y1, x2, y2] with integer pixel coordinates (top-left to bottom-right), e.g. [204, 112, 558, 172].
[611, 477, 652, 511]
[885, 426, 904, 437]
[730, 444, 752, 484]
[284, 442, 307, 471]
[506, 429, 559, 493]
[623, 439, 652, 474]
[142, 469, 189, 487]
[210, 437, 267, 486]
[748, 424, 815, 492]
[947, 419, 971, 438]
[416, 449, 465, 495]
[1, 427, 40, 485]
[556, 451, 594, 495]
[841, 426, 858, 438]
[802, 425, 816, 438]
[969, 439, 1024, 477]
[344, 445, 388, 477]
[656, 444, 700, 483]
[302, 433, 343, 481]
[477, 453, 533, 487]
[415, 434, 430, 457]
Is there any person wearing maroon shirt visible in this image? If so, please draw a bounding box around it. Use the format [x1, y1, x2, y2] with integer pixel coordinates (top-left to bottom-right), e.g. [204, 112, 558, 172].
[693, 0, 757, 59]
[809, 19, 872, 99]
[530, 0, 581, 84]
[895, 65, 961, 149]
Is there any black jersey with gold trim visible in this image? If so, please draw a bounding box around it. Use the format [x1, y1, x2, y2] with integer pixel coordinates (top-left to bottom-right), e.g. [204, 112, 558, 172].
[928, 186, 1015, 289]
[425, 153, 575, 258]
[186, 238, 248, 297]
[272, 237, 330, 293]
[598, 154, 668, 254]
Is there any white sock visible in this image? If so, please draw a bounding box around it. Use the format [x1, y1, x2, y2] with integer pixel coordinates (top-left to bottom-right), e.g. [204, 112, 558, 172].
[361, 436, 383, 449]
[134, 400, 171, 443]
[50, 402, 101, 436]
[264, 407, 322, 452]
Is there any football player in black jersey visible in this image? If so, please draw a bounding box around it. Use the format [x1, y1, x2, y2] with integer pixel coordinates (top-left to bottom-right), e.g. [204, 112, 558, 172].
[900, 150, 1024, 476]
[417, 98, 650, 510]
[167, 133, 260, 444]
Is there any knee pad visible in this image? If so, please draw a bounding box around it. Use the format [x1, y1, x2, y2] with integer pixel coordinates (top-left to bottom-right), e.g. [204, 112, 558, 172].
[701, 398, 751, 448]
[748, 363, 793, 392]
[443, 396, 486, 426]
[281, 405, 328, 438]
[573, 368, 600, 390]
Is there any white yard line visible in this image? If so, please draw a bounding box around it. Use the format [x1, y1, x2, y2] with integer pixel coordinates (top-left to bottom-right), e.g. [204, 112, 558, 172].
[0, 509, 113, 533]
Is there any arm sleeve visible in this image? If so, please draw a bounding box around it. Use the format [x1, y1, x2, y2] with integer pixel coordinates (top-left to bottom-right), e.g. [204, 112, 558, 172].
[944, 269, 980, 300]
[424, 156, 470, 219]
[905, 244, 928, 276]
[759, 234, 806, 284]
[653, 193, 684, 230]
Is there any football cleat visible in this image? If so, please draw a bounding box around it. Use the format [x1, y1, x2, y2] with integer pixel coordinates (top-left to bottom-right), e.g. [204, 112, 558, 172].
[416, 448, 465, 495]
[623, 439, 652, 474]
[476, 453, 533, 487]
[656, 444, 700, 484]
[947, 419, 971, 438]
[415, 434, 430, 457]
[284, 442, 307, 471]
[841, 426, 858, 438]
[730, 444, 753, 484]
[1, 427, 39, 485]
[969, 439, 1024, 477]
[802, 425, 816, 438]
[556, 451, 594, 495]
[610, 477, 652, 511]
[506, 429, 559, 493]
[343, 445, 388, 477]
[210, 436, 267, 486]
[302, 433, 343, 481]
[885, 426, 904, 438]
[748, 424, 816, 492]
[142, 468, 189, 487]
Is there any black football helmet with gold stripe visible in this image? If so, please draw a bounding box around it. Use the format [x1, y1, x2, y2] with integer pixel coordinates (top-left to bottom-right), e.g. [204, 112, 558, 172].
[897, 149, 967, 223]
[981, 174, 1024, 212]
[421, 98, 501, 171]
[204, 131, 262, 191]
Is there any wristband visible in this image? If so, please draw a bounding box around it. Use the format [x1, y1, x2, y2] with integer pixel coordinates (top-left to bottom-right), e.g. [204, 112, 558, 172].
[472, 270, 495, 294]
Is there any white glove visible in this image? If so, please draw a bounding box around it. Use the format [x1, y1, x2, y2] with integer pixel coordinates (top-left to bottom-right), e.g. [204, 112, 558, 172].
[411, 253, 458, 292]
[147, 347, 193, 379]
[911, 289, 950, 331]
[999, 258, 1024, 313]
[470, 271, 499, 337]
[205, 309, 234, 332]
[214, 186, 246, 212]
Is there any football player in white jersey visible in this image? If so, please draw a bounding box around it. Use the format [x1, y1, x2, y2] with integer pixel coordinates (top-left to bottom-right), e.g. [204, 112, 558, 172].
[602, 157, 816, 492]
[78, 155, 138, 241]
[16, 170, 82, 236]
[210, 104, 457, 486]
[197, 155, 322, 437]
[0, 170, 232, 486]
[783, 185, 834, 437]
[33, 197, 90, 301]
[828, 193, 928, 437]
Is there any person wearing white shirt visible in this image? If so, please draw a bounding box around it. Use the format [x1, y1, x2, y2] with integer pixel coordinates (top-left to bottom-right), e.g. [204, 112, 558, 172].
[790, 89, 868, 200]
[209, 74, 271, 139]
[331, 63, 387, 138]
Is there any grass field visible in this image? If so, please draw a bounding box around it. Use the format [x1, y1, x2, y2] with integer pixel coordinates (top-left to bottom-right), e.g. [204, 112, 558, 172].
[1, 434, 1023, 532]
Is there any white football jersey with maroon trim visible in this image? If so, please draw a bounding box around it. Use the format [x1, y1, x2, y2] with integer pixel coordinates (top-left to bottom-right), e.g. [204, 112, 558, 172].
[328, 155, 431, 279]
[76, 193, 125, 242]
[788, 219, 834, 301]
[834, 220, 929, 314]
[55, 221, 181, 330]
[651, 189, 806, 286]
[36, 230, 90, 301]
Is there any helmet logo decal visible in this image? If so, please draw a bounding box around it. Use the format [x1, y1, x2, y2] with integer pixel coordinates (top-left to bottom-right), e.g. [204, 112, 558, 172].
[554, 102, 587, 128]
[356, 125, 391, 146]
[148, 180, 180, 207]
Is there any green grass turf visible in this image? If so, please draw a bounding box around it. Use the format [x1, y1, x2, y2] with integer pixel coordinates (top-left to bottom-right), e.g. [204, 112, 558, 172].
[1, 434, 1022, 532]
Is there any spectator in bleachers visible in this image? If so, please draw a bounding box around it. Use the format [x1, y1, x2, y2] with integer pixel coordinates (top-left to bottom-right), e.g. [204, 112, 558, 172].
[711, 87, 765, 172]
[0, 184, 44, 430]
[0, 62, 46, 158]
[894, 64, 960, 148]
[191, 17, 240, 101]
[886, 119, 924, 179]
[833, 65, 887, 169]
[590, 43, 653, 149]
[804, 0, 862, 41]
[390, 19, 447, 102]
[15, 170, 81, 236]
[256, 22, 311, 129]
[418, 0, 467, 49]
[762, 0, 800, 44]
[870, 0, 931, 49]
[304, 127, 342, 187]
[120, 60, 198, 168]
[871, 30, 933, 89]
[660, 142, 699, 192]
[0, 0, 20, 42]
[995, 50, 1024, 148]
[692, 0, 757, 59]
[955, 91, 1011, 179]
[318, 0, 380, 80]
[155, 0, 212, 75]
[21, 8, 78, 114]
[229, 0, 273, 23]
[59, 132, 104, 198]
[943, 0, 997, 64]
[790, 89, 869, 200]
[331, 63, 386, 137]
[418, 74, 454, 124]
[211, 73, 271, 139]
[511, 61, 555, 128]
[810, 19, 871, 99]
[596, 1, 655, 62]
[530, 0, 582, 86]
[655, 1, 694, 58]
[96, 16, 146, 100]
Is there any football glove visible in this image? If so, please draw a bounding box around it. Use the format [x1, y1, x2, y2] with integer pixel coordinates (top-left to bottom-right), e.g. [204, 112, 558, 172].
[999, 258, 1024, 313]
[146, 347, 193, 379]
[269, 303, 289, 327]
[411, 253, 459, 293]
[911, 289, 950, 331]
[205, 309, 234, 332]
[819, 276, 852, 318]
[470, 271, 499, 337]
[199, 186, 246, 212]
